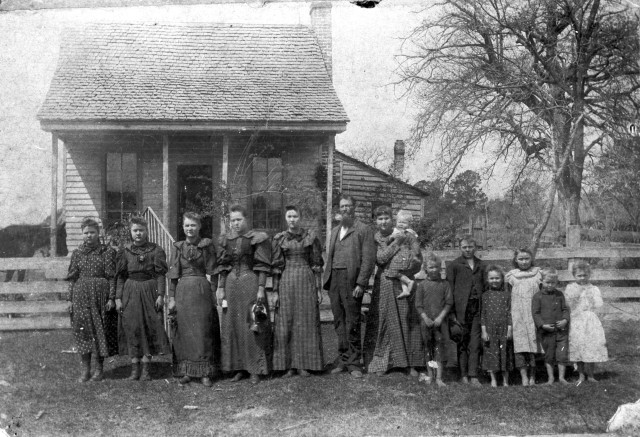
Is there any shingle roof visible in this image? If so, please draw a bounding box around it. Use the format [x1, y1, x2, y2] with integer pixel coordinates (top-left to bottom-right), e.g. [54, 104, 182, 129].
[38, 23, 349, 126]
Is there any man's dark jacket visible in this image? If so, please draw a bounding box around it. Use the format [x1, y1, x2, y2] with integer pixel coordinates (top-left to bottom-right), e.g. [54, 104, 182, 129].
[322, 220, 376, 291]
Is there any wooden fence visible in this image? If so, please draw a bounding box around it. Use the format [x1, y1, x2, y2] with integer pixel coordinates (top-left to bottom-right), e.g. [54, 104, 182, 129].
[2, 244, 640, 330]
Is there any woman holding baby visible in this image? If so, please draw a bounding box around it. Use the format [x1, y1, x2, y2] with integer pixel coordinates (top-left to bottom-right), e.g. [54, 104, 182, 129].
[363, 207, 424, 376]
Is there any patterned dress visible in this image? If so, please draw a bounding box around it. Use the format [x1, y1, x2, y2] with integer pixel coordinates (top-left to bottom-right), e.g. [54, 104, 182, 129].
[481, 287, 513, 372]
[116, 242, 170, 358]
[168, 238, 221, 378]
[217, 230, 273, 375]
[564, 283, 608, 363]
[505, 267, 541, 355]
[271, 229, 324, 371]
[363, 230, 423, 373]
[67, 243, 118, 357]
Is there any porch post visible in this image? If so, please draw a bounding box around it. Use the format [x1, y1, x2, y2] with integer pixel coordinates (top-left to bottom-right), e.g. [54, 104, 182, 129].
[220, 134, 229, 234]
[162, 134, 169, 228]
[50, 133, 58, 257]
[325, 136, 334, 250]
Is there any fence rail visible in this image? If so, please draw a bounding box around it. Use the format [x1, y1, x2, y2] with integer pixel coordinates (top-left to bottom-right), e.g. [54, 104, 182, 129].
[2, 237, 640, 330]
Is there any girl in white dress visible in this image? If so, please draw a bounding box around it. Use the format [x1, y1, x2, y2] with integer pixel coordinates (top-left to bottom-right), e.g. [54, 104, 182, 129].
[564, 261, 608, 383]
[505, 248, 541, 386]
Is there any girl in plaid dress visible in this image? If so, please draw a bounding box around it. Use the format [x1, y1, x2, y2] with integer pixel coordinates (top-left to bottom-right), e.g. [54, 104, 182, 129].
[272, 206, 324, 377]
[67, 217, 118, 382]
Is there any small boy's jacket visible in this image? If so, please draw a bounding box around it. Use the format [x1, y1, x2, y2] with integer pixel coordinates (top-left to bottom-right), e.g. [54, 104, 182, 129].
[531, 287, 570, 329]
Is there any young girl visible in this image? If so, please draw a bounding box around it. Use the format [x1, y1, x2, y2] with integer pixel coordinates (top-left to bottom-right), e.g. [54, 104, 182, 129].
[505, 248, 541, 386]
[481, 265, 513, 387]
[67, 217, 118, 382]
[564, 261, 608, 383]
[115, 217, 170, 381]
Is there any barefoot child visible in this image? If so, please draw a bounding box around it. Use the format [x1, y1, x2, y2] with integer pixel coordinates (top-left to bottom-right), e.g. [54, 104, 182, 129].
[415, 253, 452, 387]
[532, 267, 570, 385]
[564, 261, 608, 383]
[481, 266, 513, 387]
[115, 217, 170, 381]
[505, 248, 541, 386]
[389, 210, 421, 299]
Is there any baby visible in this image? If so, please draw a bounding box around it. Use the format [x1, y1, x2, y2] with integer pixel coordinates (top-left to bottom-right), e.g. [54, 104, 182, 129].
[390, 210, 420, 299]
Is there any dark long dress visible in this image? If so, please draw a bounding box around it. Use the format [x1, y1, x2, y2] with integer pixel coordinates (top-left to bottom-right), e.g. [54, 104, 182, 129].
[116, 242, 170, 358]
[363, 230, 424, 373]
[271, 229, 324, 371]
[217, 230, 272, 375]
[167, 238, 221, 378]
[481, 287, 513, 372]
[67, 243, 118, 357]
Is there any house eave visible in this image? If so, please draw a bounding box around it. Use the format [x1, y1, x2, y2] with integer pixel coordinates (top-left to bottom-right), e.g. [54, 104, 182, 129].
[39, 119, 348, 134]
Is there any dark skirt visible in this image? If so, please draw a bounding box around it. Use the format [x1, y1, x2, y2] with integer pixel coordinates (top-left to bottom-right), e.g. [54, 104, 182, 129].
[71, 277, 118, 357]
[273, 262, 324, 371]
[363, 273, 424, 373]
[220, 268, 272, 375]
[118, 278, 170, 358]
[172, 276, 221, 378]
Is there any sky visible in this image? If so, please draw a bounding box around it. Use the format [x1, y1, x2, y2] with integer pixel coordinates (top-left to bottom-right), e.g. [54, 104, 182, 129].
[0, 0, 506, 228]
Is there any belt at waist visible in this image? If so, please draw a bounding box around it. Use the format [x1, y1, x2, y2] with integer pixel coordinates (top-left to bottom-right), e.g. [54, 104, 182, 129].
[128, 273, 154, 281]
[180, 273, 206, 278]
[78, 275, 108, 279]
[331, 267, 347, 271]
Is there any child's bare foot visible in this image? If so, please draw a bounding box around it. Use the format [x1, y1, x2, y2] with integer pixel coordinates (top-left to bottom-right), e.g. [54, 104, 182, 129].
[396, 285, 411, 300]
[588, 376, 599, 383]
[470, 378, 482, 386]
[418, 373, 431, 383]
[559, 378, 569, 385]
[529, 376, 536, 386]
[521, 377, 529, 386]
[491, 380, 497, 388]
[503, 380, 509, 387]
[461, 376, 469, 384]
[577, 375, 586, 385]
[545, 379, 554, 385]
[436, 379, 446, 387]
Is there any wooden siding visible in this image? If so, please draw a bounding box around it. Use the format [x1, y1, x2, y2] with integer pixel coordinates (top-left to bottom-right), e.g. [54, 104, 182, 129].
[322, 149, 427, 221]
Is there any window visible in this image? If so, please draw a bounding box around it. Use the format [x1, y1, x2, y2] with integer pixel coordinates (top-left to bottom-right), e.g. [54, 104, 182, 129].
[251, 156, 283, 232]
[106, 152, 138, 225]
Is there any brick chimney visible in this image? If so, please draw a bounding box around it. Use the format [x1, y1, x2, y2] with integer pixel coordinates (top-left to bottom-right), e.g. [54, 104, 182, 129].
[393, 140, 405, 180]
[310, 2, 332, 78]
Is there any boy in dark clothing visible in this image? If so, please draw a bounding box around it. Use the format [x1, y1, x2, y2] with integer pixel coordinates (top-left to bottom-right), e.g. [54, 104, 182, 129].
[532, 267, 570, 385]
[415, 253, 453, 387]
[446, 235, 485, 385]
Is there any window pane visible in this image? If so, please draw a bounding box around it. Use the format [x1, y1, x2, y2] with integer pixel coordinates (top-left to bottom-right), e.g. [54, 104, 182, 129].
[253, 157, 267, 172]
[106, 152, 138, 218]
[253, 172, 268, 191]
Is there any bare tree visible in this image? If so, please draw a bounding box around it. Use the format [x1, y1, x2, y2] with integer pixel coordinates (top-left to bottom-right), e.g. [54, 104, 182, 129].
[399, 0, 640, 253]
[341, 140, 393, 173]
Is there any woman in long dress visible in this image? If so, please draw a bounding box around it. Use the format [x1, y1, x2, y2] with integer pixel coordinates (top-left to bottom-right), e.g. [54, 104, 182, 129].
[363, 206, 424, 376]
[67, 217, 118, 382]
[167, 212, 221, 387]
[115, 216, 170, 381]
[272, 205, 324, 377]
[216, 204, 273, 384]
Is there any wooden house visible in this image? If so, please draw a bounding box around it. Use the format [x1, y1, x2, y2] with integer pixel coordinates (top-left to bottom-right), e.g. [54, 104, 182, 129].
[38, 3, 349, 250]
[330, 141, 429, 222]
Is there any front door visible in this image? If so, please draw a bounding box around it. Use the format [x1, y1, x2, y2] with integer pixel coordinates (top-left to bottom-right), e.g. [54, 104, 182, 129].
[177, 165, 213, 240]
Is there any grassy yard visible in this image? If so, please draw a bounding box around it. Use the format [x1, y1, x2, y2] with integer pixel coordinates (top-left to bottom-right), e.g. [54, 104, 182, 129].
[1, 320, 639, 436]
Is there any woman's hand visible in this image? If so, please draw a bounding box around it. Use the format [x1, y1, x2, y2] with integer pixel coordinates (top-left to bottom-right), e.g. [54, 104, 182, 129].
[390, 228, 406, 245]
[317, 288, 323, 305]
[556, 319, 568, 330]
[168, 297, 176, 314]
[433, 316, 443, 328]
[542, 324, 555, 332]
[481, 330, 490, 342]
[216, 288, 225, 307]
[155, 295, 164, 312]
[115, 298, 123, 312]
[257, 286, 266, 304]
[68, 302, 73, 313]
[507, 326, 513, 339]
[272, 292, 279, 310]
[421, 315, 434, 328]
[105, 299, 115, 311]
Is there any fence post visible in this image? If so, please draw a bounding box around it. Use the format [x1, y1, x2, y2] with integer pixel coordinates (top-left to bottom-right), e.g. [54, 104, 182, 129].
[567, 224, 581, 274]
